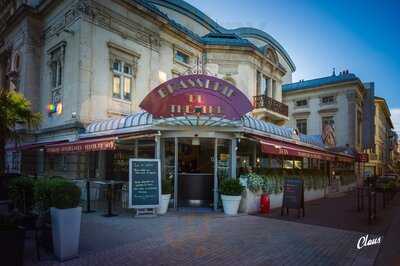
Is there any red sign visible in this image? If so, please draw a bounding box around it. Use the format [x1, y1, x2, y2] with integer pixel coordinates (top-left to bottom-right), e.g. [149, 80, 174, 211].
[356, 153, 369, 163]
[139, 74, 252, 120]
[46, 138, 116, 153]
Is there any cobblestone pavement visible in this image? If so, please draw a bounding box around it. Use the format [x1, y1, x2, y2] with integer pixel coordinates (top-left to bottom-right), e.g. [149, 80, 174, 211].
[25, 211, 381, 266]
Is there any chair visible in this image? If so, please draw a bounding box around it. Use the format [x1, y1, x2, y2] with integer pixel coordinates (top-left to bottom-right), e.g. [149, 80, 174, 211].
[121, 184, 129, 209]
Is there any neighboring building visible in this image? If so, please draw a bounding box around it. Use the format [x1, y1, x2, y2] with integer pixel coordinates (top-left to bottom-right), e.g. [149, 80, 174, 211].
[364, 97, 395, 176]
[282, 71, 368, 180]
[1, 0, 294, 174]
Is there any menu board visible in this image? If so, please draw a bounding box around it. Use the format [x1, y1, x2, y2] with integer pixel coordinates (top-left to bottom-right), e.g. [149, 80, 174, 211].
[281, 178, 304, 216]
[129, 159, 161, 208]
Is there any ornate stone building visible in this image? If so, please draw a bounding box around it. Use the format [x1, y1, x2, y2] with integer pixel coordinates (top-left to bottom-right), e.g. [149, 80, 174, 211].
[364, 97, 396, 176]
[0, 0, 295, 174]
[282, 71, 369, 180]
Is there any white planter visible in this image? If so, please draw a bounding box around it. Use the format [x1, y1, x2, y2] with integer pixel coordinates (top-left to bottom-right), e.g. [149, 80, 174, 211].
[221, 195, 242, 215]
[51, 206, 82, 261]
[239, 189, 261, 213]
[158, 194, 171, 215]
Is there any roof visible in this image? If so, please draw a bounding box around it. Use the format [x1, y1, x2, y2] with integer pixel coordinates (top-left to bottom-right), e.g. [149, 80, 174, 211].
[83, 111, 325, 148]
[144, 0, 296, 71]
[282, 73, 360, 93]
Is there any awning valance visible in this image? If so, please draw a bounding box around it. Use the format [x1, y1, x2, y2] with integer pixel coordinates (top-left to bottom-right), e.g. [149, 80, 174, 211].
[6, 140, 67, 152]
[45, 137, 117, 154]
[335, 154, 354, 163]
[259, 138, 336, 161]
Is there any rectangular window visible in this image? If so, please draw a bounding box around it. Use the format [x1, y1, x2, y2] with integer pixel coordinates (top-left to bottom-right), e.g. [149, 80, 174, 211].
[322, 95, 335, 104]
[112, 75, 121, 98]
[272, 79, 277, 99]
[112, 59, 133, 101]
[261, 75, 270, 96]
[322, 116, 335, 130]
[175, 50, 190, 65]
[296, 99, 308, 107]
[48, 44, 65, 105]
[296, 119, 307, 135]
[256, 71, 261, 95]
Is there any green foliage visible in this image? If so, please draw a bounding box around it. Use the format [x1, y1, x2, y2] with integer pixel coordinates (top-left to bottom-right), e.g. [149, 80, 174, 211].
[34, 178, 80, 213]
[162, 178, 172, 195]
[0, 89, 41, 142]
[220, 178, 244, 196]
[247, 173, 264, 193]
[9, 176, 35, 214]
[251, 169, 329, 194]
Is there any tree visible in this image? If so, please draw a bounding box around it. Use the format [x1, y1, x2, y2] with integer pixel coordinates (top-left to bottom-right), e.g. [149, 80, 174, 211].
[0, 88, 41, 175]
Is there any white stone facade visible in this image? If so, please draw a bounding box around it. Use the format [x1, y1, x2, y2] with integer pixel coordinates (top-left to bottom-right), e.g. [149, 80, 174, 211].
[0, 0, 295, 174]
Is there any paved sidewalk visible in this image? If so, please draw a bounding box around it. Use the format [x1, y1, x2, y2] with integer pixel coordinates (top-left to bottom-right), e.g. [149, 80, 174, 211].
[374, 193, 400, 266]
[256, 190, 400, 265]
[25, 211, 380, 266]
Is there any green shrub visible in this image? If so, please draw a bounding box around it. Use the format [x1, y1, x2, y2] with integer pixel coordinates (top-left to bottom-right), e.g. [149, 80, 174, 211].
[34, 178, 80, 213]
[9, 177, 36, 214]
[220, 179, 244, 196]
[162, 178, 173, 195]
[247, 173, 264, 193]
[50, 181, 80, 209]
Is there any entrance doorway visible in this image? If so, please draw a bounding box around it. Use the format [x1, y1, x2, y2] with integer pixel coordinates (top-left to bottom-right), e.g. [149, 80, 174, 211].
[178, 138, 214, 208]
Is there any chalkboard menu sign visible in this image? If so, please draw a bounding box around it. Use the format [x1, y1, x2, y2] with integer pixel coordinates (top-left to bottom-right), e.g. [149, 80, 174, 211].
[129, 159, 161, 208]
[281, 178, 305, 217]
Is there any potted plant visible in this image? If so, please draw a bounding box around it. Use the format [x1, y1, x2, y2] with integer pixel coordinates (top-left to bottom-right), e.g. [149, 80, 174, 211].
[158, 178, 172, 215]
[9, 176, 36, 215]
[220, 178, 244, 215]
[0, 213, 25, 266]
[35, 178, 81, 261]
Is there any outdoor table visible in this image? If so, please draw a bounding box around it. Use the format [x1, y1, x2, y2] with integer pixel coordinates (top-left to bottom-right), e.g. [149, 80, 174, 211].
[72, 179, 95, 213]
[93, 180, 125, 217]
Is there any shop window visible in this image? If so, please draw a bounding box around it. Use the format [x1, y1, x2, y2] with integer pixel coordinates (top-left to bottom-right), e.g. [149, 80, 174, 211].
[321, 95, 335, 105]
[112, 59, 133, 101]
[174, 50, 190, 65]
[296, 119, 307, 135]
[271, 157, 283, 168]
[295, 99, 308, 107]
[294, 160, 302, 169]
[303, 158, 310, 169]
[283, 160, 293, 169]
[48, 42, 66, 105]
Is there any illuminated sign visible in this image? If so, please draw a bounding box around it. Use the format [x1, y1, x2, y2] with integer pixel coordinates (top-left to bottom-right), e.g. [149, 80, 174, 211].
[140, 74, 252, 120]
[356, 153, 369, 163]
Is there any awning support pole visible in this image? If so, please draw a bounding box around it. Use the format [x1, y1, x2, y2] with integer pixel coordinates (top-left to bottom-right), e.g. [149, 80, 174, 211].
[230, 138, 237, 178]
[174, 137, 178, 210]
[213, 138, 218, 211]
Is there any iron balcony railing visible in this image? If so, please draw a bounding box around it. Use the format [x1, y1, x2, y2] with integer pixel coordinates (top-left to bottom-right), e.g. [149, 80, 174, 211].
[253, 94, 289, 117]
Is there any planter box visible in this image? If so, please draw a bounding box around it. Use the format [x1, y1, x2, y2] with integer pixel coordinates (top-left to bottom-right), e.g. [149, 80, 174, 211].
[51, 207, 82, 261]
[239, 189, 261, 213]
[240, 188, 326, 213]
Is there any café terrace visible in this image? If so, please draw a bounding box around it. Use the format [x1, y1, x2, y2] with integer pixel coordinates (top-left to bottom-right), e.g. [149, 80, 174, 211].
[17, 74, 354, 210]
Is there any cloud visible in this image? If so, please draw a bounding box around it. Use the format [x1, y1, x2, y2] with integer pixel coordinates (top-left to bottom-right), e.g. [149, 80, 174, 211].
[391, 108, 400, 134]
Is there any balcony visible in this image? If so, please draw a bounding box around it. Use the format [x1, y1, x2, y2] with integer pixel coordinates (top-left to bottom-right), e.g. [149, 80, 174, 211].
[252, 95, 289, 125]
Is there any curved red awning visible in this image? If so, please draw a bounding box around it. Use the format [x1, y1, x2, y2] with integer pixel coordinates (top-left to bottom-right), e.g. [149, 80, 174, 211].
[259, 138, 336, 161]
[45, 137, 117, 154]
